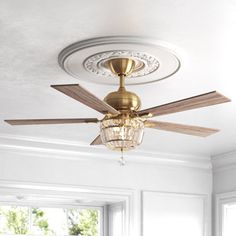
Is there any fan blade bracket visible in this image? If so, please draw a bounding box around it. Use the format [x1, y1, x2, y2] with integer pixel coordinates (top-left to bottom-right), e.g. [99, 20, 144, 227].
[138, 112, 153, 118]
[90, 135, 103, 145]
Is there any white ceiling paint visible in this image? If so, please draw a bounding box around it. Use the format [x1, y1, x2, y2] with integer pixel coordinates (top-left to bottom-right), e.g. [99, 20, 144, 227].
[0, 0, 236, 157]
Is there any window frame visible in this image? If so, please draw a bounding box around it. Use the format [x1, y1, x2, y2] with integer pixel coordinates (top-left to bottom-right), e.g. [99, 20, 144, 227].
[0, 181, 134, 236]
[108, 202, 125, 236]
[215, 191, 236, 236]
[0, 201, 104, 236]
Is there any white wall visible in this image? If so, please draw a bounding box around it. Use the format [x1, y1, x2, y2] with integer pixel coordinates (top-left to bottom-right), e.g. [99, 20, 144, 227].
[142, 191, 207, 236]
[213, 151, 236, 194]
[213, 167, 236, 194]
[0, 153, 211, 192]
[0, 148, 212, 236]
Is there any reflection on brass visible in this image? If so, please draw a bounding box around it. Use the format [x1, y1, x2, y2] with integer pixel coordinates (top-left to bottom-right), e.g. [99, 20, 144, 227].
[107, 58, 136, 76]
[104, 89, 141, 112]
[104, 58, 141, 112]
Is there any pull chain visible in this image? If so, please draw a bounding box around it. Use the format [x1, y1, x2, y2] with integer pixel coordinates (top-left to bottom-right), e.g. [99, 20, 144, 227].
[118, 148, 126, 166]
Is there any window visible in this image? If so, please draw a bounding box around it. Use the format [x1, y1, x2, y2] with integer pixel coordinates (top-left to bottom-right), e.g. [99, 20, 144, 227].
[0, 184, 130, 236]
[0, 205, 100, 236]
[223, 203, 236, 236]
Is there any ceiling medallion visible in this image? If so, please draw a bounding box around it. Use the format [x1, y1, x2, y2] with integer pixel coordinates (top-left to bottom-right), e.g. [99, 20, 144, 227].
[83, 50, 159, 78]
[58, 36, 181, 85]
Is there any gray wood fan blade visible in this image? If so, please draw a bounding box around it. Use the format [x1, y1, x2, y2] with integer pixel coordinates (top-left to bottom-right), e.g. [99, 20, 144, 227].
[5, 118, 99, 125]
[51, 84, 119, 115]
[138, 91, 230, 117]
[145, 120, 219, 137]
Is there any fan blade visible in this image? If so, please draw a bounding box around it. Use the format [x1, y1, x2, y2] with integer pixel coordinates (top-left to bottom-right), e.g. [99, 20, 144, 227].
[138, 91, 230, 117]
[90, 135, 103, 145]
[51, 84, 119, 115]
[5, 118, 99, 125]
[145, 120, 219, 137]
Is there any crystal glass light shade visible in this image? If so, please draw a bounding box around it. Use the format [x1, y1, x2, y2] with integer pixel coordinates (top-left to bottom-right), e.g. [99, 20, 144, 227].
[100, 117, 144, 151]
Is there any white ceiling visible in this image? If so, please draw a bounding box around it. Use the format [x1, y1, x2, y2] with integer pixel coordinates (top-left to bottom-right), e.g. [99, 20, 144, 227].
[0, 0, 236, 157]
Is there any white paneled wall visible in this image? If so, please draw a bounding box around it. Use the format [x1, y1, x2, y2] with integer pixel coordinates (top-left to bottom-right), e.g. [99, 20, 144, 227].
[142, 191, 206, 236]
[0, 150, 212, 236]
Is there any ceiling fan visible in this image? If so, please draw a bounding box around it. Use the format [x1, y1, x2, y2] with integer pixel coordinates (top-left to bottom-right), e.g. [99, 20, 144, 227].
[5, 58, 231, 153]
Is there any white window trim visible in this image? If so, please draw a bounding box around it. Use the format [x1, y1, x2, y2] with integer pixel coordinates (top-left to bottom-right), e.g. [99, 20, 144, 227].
[108, 202, 125, 236]
[215, 191, 236, 236]
[0, 180, 135, 236]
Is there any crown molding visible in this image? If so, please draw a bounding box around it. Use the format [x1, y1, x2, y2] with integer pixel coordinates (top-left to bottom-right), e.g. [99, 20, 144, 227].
[0, 133, 211, 170]
[212, 150, 236, 172]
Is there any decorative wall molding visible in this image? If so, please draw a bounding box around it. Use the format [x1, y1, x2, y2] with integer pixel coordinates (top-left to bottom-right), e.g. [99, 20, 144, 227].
[0, 133, 211, 170]
[0, 180, 135, 209]
[0, 179, 135, 197]
[212, 150, 236, 172]
[141, 190, 209, 236]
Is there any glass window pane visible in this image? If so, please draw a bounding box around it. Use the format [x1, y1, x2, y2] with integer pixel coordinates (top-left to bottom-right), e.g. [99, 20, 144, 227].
[67, 209, 99, 236]
[0, 205, 29, 235]
[31, 207, 67, 235]
[0, 205, 100, 236]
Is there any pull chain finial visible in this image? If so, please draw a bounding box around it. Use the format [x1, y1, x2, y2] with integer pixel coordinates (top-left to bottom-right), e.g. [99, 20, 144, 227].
[118, 148, 126, 166]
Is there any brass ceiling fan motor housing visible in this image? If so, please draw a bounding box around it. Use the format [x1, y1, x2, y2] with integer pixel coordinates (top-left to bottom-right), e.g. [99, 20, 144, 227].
[104, 58, 141, 112]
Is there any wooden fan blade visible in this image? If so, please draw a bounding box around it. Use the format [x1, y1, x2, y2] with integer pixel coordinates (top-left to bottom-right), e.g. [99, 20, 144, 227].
[5, 118, 99, 125]
[51, 84, 119, 115]
[138, 91, 230, 117]
[145, 120, 219, 137]
[90, 135, 103, 145]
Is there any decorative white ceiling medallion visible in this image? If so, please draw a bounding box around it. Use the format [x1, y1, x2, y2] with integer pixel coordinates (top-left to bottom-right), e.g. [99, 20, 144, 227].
[84, 50, 160, 78]
[58, 36, 181, 85]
